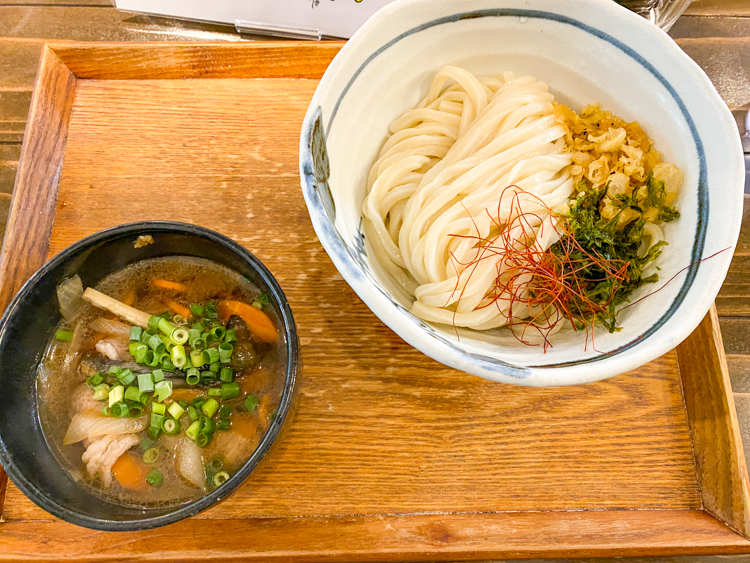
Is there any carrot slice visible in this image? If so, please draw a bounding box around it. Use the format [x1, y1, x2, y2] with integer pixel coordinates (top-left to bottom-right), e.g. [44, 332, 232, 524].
[166, 299, 192, 320]
[112, 453, 151, 491]
[217, 300, 279, 343]
[257, 394, 272, 431]
[151, 279, 187, 292]
[122, 289, 136, 307]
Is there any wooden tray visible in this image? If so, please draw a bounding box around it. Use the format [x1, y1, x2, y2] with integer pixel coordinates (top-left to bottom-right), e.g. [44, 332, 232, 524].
[0, 41, 749, 561]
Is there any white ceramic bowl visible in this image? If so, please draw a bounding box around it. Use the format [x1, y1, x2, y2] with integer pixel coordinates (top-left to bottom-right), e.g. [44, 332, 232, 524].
[299, 0, 744, 386]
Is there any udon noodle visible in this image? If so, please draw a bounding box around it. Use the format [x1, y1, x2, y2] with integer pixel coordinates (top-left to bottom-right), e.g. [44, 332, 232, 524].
[363, 67, 575, 330]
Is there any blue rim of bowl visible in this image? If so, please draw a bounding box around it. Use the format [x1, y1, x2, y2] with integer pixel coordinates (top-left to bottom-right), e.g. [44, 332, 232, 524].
[0, 221, 299, 530]
[301, 7, 708, 377]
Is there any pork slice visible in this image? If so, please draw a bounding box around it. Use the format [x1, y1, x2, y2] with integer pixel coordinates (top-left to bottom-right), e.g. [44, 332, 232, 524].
[64, 411, 148, 445]
[70, 384, 102, 414]
[82, 434, 140, 487]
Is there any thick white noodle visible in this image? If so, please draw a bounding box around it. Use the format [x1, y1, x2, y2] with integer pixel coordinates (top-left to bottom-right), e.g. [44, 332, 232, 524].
[362, 67, 574, 329]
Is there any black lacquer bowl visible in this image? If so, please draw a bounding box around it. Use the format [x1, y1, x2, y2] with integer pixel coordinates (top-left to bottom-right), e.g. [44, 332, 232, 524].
[0, 222, 299, 530]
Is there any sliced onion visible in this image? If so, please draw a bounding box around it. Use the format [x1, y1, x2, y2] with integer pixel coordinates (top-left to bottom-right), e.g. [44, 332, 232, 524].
[57, 275, 84, 321]
[89, 317, 131, 339]
[175, 438, 206, 490]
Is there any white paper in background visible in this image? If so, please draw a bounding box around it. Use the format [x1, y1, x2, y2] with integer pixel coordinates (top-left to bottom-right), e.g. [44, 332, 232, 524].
[114, 0, 397, 39]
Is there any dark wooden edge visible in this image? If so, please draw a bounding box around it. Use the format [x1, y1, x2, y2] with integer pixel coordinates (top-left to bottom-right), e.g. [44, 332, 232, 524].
[678, 305, 750, 538]
[47, 41, 345, 80]
[0, 44, 77, 517]
[0, 509, 749, 561]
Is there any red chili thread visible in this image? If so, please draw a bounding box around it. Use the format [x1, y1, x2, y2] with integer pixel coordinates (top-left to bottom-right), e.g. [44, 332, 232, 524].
[445, 185, 721, 352]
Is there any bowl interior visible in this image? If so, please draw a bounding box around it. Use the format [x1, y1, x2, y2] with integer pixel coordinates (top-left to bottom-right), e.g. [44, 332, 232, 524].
[0, 223, 297, 529]
[301, 0, 742, 384]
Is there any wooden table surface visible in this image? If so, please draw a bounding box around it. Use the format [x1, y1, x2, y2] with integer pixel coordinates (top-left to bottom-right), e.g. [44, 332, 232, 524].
[1, 1, 750, 560]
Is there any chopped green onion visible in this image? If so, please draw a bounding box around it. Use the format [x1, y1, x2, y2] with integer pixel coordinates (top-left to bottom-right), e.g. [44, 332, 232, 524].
[219, 367, 234, 383]
[171, 345, 187, 369]
[127, 402, 143, 418]
[86, 373, 104, 389]
[224, 329, 237, 344]
[187, 405, 199, 421]
[221, 382, 240, 401]
[192, 338, 206, 352]
[129, 326, 142, 342]
[210, 326, 226, 341]
[111, 402, 129, 418]
[189, 349, 206, 368]
[146, 468, 163, 488]
[146, 351, 161, 367]
[269, 409, 277, 422]
[143, 448, 160, 465]
[186, 420, 201, 441]
[196, 432, 211, 447]
[208, 388, 221, 397]
[108, 385, 124, 407]
[173, 314, 186, 325]
[188, 327, 202, 344]
[55, 329, 74, 342]
[204, 302, 218, 319]
[201, 372, 217, 383]
[218, 418, 231, 431]
[151, 412, 165, 428]
[204, 332, 216, 345]
[244, 395, 259, 412]
[148, 315, 161, 330]
[93, 383, 110, 401]
[186, 368, 201, 386]
[118, 369, 136, 386]
[137, 373, 154, 393]
[154, 380, 173, 402]
[140, 436, 156, 450]
[202, 398, 220, 418]
[203, 348, 220, 365]
[133, 344, 148, 364]
[168, 402, 185, 420]
[218, 343, 233, 364]
[256, 293, 270, 306]
[157, 317, 174, 336]
[152, 402, 166, 415]
[251, 301, 263, 309]
[202, 416, 216, 435]
[142, 349, 154, 366]
[207, 458, 224, 473]
[147, 425, 162, 440]
[124, 386, 141, 402]
[213, 471, 230, 487]
[161, 360, 175, 372]
[192, 397, 205, 409]
[219, 404, 232, 417]
[209, 362, 221, 374]
[190, 304, 204, 316]
[171, 327, 189, 345]
[161, 417, 181, 435]
[139, 393, 152, 406]
[160, 311, 172, 320]
[146, 334, 165, 354]
[152, 369, 165, 383]
[101, 405, 111, 416]
[109, 366, 123, 375]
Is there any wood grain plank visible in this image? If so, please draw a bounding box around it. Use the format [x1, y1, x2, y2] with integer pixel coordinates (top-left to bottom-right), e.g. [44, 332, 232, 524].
[0, 45, 75, 311]
[678, 306, 750, 537]
[0, 7, 244, 42]
[0, 38, 43, 91]
[685, 0, 750, 17]
[49, 41, 343, 79]
[670, 15, 750, 40]
[0, 192, 10, 238]
[0, 75, 702, 526]
[0, 510, 748, 561]
[676, 38, 750, 111]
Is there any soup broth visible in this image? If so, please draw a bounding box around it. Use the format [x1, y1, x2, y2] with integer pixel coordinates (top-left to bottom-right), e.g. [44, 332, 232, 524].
[38, 256, 285, 508]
